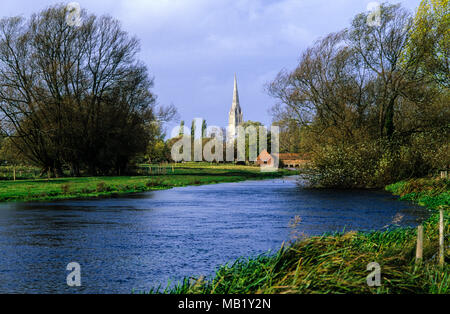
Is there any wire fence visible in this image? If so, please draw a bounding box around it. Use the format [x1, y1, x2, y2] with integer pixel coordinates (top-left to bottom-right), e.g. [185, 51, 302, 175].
[0, 166, 42, 180]
[0, 164, 176, 181]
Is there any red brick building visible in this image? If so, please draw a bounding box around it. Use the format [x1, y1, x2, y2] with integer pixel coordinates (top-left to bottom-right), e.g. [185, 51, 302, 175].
[256, 150, 274, 167]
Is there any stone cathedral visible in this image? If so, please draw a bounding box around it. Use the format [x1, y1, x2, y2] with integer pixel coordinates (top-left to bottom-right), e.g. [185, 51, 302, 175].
[228, 75, 244, 137]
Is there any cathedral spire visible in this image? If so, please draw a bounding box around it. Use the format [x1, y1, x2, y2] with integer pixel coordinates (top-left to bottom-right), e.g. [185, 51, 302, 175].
[232, 74, 240, 110]
[229, 74, 244, 137]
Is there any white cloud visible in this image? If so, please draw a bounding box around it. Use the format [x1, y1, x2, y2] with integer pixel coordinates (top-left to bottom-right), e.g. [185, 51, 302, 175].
[109, 0, 316, 62]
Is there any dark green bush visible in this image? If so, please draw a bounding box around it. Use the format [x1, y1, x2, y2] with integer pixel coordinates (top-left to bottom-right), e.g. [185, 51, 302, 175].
[304, 140, 382, 188]
[305, 133, 448, 188]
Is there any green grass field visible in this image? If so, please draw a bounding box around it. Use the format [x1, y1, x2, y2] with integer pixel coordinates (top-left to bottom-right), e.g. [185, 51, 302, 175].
[149, 177, 449, 294]
[0, 163, 295, 203]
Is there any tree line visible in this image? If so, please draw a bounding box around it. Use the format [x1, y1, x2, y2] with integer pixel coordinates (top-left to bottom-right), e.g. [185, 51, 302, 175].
[268, 1, 449, 187]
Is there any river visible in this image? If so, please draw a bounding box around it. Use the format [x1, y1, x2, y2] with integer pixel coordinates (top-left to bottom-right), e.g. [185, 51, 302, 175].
[0, 177, 429, 293]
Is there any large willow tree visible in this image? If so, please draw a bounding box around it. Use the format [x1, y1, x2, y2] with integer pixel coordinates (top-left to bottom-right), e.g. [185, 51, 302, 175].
[268, 3, 449, 187]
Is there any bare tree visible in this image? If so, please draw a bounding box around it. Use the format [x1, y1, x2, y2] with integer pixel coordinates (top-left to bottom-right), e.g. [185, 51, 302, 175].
[268, 32, 375, 145]
[0, 5, 165, 176]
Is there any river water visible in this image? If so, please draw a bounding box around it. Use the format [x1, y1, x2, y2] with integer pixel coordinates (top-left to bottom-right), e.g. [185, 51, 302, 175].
[0, 177, 429, 293]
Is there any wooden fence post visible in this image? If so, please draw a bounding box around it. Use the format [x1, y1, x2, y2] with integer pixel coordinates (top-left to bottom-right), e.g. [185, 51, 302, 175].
[13, 167, 16, 181]
[416, 225, 423, 265]
[439, 208, 445, 267]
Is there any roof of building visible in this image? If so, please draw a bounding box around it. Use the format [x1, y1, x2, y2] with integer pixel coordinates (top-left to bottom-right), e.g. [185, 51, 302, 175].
[257, 150, 273, 161]
[278, 153, 302, 160]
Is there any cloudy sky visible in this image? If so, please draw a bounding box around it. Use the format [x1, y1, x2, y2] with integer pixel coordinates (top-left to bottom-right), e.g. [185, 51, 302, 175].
[1, 0, 421, 132]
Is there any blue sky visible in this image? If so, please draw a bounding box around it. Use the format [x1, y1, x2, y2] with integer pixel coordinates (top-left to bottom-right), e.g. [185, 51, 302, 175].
[1, 0, 421, 132]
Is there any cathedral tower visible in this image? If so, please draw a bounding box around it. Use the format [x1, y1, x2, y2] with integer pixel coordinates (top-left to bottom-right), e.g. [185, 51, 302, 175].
[228, 74, 244, 137]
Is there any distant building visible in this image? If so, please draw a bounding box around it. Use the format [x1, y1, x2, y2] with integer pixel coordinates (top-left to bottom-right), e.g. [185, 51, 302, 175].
[256, 150, 274, 167]
[278, 153, 309, 168]
[228, 74, 244, 138]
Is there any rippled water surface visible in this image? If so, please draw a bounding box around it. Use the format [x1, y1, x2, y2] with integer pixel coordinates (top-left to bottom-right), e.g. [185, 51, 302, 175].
[0, 177, 429, 293]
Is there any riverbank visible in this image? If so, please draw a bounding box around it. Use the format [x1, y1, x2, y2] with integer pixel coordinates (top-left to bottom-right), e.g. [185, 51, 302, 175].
[0, 164, 295, 203]
[152, 177, 449, 294]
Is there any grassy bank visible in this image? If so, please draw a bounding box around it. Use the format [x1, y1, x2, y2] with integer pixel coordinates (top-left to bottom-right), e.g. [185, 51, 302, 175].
[0, 164, 294, 203]
[151, 177, 449, 294]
